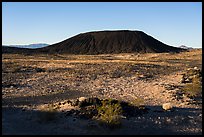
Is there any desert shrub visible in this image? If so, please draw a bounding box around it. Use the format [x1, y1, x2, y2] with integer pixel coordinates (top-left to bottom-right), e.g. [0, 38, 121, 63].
[130, 97, 145, 107]
[182, 76, 202, 98]
[96, 99, 123, 128]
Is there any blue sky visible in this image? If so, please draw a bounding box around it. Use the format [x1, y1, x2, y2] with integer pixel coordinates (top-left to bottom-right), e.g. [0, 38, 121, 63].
[2, 2, 202, 48]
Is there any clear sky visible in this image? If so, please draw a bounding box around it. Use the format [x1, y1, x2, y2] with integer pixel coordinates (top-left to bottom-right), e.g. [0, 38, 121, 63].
[2, 2, 202, 48]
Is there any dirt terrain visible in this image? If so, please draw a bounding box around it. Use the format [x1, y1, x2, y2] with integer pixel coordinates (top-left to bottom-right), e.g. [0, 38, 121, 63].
[2, 49, 202, 135]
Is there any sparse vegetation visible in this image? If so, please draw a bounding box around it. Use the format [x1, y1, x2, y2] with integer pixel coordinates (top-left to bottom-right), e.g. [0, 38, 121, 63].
[130, 97, 145, 107]
[95, 98, 123, 128]
[2, 49, 202, 134]
[64, 97, 148, 129]
[182, 76, 202, 98]
[181, 67, 202, 98]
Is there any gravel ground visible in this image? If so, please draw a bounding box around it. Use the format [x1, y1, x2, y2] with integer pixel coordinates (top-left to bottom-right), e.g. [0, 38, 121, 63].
[2, 52, 202, 135]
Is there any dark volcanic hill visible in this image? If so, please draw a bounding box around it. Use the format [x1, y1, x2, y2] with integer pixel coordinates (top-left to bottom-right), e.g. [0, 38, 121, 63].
[3, 30, 185, 54]
[36, 30, 184, 54]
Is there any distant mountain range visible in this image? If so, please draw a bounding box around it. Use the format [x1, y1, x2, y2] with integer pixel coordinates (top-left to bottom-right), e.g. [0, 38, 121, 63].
[179, 45, 193, 50]
[2, 43, 49, 49]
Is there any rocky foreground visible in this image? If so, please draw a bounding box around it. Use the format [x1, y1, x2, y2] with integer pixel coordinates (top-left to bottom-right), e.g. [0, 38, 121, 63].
[2, 50, 202, 135]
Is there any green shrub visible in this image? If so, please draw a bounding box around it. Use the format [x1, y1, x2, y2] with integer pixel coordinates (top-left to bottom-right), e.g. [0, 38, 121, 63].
[96, 99, 123, 128]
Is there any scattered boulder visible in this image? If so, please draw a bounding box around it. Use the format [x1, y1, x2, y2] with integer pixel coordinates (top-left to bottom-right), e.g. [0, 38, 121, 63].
[71, 99, 80, 106]
[162, 103, 173, 111]
[78, 97, 87, 102]
[138, 74, 153, 80]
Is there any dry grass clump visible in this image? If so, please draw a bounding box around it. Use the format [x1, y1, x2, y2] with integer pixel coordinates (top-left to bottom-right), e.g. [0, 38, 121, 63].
[182, 76, 202, 98]
[181, 67, 202, 98]
[130, 97, 145, 107]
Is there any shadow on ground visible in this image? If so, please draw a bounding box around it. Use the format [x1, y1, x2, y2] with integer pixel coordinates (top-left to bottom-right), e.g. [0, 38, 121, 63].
[2, 89, 89, 106]
[2, 104, 202, 135]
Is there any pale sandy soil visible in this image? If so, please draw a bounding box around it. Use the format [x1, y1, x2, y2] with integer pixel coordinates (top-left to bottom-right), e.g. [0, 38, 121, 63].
[2, 49, 202, 135]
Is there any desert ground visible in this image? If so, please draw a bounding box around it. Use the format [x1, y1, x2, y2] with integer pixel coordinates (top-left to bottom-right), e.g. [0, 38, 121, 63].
[2, 49, 202, 135]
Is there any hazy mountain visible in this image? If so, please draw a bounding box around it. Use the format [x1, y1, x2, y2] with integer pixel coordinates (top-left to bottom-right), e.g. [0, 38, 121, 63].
[3, 43, 49, 49]
[179, 45, 193, 50]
